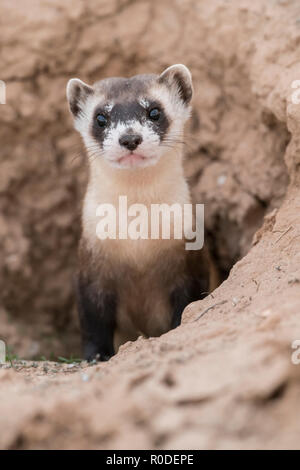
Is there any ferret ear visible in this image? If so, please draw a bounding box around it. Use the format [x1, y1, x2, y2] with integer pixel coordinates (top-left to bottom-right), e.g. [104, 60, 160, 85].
[158, 64, 193, 105]
[66, 78, 93, 117]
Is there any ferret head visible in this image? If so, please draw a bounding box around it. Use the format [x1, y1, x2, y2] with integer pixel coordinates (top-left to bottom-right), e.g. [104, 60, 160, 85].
[66, 64, 193, 170]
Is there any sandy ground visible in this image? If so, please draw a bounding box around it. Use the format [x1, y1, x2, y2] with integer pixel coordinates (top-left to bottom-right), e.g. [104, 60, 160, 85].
[1, 186, 300, 449]
[1, 0, 300, 450]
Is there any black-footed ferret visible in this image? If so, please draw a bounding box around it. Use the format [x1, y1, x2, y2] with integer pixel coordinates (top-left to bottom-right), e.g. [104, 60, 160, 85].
[67, 64, 217, 361]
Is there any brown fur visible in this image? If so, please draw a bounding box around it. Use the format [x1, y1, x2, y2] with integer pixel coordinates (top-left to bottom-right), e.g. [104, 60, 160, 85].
[78, 229, 215, 352]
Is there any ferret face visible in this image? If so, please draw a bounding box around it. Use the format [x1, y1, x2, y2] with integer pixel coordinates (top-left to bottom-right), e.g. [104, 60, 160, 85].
[67, 65, 193, 170]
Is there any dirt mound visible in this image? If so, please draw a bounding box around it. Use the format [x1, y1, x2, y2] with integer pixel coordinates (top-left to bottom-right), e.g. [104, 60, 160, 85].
[0, 0, 300, 449]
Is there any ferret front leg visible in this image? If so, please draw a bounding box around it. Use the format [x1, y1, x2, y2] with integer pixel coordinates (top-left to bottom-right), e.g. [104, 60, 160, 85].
[170, 275, 209, 329]
[170, 284, 192, 329]
[76, 276, 117, 362]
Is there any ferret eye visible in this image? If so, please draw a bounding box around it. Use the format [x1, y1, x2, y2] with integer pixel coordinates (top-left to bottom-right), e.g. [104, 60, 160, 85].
[96, 114, 107, 127]
[149, 108, 160, 121]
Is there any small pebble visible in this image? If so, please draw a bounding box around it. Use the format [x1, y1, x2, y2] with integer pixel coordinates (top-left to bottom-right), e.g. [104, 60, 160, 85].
[217, 175, 227, 186]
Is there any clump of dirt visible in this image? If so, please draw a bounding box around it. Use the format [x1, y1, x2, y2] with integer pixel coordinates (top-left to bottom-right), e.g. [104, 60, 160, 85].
[0, 0, 300, 450]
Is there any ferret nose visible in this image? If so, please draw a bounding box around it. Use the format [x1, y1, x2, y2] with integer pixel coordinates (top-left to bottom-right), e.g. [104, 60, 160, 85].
[119, 134, 143, 151]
